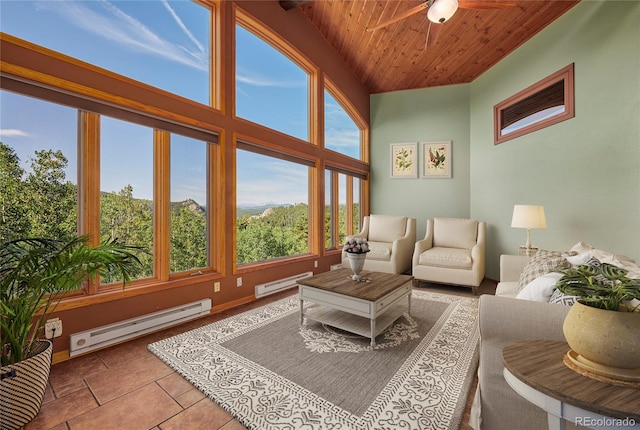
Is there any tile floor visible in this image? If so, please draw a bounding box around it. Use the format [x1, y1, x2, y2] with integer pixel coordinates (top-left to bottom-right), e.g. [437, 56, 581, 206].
[26, 280, 495, 430]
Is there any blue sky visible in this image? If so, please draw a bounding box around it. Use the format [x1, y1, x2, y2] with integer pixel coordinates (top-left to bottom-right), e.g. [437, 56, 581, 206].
[0, 0, 360, 206]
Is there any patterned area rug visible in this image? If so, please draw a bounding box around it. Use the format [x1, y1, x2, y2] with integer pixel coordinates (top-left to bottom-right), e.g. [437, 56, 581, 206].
[148, 290, 479, 430]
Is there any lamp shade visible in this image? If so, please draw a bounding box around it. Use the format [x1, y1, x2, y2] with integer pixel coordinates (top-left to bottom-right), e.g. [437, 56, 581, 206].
[511, 205, 547, 229]
[427, 0, 459, 24]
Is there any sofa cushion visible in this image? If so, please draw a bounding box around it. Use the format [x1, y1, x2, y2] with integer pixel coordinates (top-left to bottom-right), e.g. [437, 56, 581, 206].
[366, 241, 392, 261]
[433, 218, 478, 249]
[495, 281, 519, 298]
[549, 288, 580, 306]
[418, 247, 473, 269]
[368, 215, 407, 243]
[517, 249, 571, 292]
[515, 272, 563, 302]
[568, 242, 640, 279]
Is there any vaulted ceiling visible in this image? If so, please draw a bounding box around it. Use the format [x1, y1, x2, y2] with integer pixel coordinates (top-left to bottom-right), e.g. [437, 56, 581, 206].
[281, 0, 580, 94]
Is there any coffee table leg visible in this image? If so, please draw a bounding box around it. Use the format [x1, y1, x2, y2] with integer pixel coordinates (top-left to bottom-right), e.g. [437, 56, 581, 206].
[370, 318, 376, 348]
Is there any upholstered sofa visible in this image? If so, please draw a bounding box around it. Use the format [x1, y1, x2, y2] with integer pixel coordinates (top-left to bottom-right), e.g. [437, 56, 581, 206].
[412, 218, 486, 294]
[470, 255, 574, 430]
[471, 245, 640, 430]
[341, 214, 416, 274]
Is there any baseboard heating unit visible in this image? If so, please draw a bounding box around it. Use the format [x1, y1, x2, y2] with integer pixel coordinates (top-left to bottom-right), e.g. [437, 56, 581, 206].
[255, 271, 313, 298]
[69, 298, 212, 357]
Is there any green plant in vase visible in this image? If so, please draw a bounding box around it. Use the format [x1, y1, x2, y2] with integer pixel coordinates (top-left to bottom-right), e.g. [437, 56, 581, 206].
[1, 235, 143, 429]
[555, 263, 640, 311]
[1, 236, 143, 365]
[555, 261, 640, 382]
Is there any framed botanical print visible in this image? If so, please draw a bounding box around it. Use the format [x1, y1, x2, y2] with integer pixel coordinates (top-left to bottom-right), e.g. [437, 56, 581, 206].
[390, 143, 418, 178]
[421, 141, 452, 178]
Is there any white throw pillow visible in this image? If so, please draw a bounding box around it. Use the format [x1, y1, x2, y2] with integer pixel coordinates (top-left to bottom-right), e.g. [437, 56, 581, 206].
[516, 272, 563, 302]
[565, 252, 593, 266]
[569, 242, 594, 254]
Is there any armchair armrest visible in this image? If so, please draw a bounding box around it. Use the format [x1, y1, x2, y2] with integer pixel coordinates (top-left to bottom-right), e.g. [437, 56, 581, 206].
[500, 254, 530, 283]
[470, 222, 486, 269]
[412, 222, 433, 266]
[391, 218, 416, 270]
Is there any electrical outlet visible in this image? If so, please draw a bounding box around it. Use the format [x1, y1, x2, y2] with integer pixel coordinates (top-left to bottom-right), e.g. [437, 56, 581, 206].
[45, 318, 62, 339]
[214, 281, 220, 293]
[314, 260, 318, 268]
[236, 277, 243, 287]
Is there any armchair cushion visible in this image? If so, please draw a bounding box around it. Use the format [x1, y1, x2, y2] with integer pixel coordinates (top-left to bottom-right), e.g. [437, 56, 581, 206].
[433, 218, 478, 249]
[368, 215, 407, 243]
[418, 247, 473, 269]
[367, 241, 392, 261]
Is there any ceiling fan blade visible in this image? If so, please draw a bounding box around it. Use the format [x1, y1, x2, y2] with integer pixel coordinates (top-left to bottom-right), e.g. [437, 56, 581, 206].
[426, 22, 444, 48]
[367, 2, 429, 32]
[458, 0, 517, 9]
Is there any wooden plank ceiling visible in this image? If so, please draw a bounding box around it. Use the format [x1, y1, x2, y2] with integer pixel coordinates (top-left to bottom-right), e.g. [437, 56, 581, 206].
[282, 0, 580, 94]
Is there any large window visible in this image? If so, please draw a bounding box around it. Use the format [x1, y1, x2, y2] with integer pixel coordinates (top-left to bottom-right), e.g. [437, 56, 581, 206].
[1, 5, 370, 306]
[1, 1, 211, 105]
[325, 90, 361, 159]
[324, 170, 334, 249]
[235, 24, 309, 141]
[100, 117, 154, 282]
[324, 169, 361, 250]
[0, 91, 78, 243]
[236, 148, 310, 264]
[170, 135, 208, 274]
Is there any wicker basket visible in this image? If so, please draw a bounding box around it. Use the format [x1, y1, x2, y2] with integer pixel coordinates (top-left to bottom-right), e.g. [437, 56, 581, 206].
[0, 340, 53, 430]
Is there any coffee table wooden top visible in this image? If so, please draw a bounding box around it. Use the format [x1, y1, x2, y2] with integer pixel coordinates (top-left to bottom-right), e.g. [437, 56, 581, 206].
[503, 340, 640, 420]
[297, 268, 413, 302]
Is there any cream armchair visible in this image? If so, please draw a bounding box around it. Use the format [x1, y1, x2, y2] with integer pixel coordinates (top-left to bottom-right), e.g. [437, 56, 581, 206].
[342, 214, 416, 274]
[412, 218, 486, 294]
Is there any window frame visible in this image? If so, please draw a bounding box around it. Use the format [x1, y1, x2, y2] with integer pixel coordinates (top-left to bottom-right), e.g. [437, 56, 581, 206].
[494, 63, 575, 145]
[0, 1, 370, 312]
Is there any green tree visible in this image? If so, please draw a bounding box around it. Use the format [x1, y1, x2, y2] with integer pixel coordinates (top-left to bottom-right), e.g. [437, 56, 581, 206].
[24, 149, 77, 240]
[236, 203, 309, 264]
[100, 185, 153, 281]
[170, 201, 207, 272]
[0, 142, 30, 241]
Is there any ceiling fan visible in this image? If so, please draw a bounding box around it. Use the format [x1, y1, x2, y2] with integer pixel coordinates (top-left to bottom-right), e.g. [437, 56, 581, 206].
[367, 0, 517, 48]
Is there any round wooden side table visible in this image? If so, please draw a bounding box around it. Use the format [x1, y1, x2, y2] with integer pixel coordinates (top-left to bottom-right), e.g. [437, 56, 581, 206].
[502, 340, 640, 430]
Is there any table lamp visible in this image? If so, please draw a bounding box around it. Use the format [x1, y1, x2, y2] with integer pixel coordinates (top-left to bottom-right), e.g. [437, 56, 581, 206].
[511, 205, 547, 253]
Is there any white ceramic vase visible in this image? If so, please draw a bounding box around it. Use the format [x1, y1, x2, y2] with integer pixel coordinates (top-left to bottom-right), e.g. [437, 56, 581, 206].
[348, 253, 367, 281]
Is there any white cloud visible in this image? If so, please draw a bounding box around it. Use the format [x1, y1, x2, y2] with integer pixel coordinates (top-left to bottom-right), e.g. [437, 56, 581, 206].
[161, 0, 205, 54]
[325, 128, 360, 150]
[37, 0, 208, 72]
[0, 129, 30, 138]
[236, 69, 306, 88]
[237, 161, 308, 206]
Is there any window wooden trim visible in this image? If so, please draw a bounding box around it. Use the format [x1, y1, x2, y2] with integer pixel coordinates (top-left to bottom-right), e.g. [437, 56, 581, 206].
[494, 63, 575, 145]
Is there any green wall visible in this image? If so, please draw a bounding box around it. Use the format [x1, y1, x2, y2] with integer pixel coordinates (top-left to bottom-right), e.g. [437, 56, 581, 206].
[370, 84, 471, 241]
[370, 1, 640, 279]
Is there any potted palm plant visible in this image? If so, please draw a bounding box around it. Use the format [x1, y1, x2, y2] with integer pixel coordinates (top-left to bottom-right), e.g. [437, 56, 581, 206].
[555, 262, 640, 382]
[0, 236, 142, 429]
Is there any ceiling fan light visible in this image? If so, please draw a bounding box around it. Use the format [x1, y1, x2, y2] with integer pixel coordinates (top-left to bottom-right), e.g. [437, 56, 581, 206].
[427, 0, 459, 24]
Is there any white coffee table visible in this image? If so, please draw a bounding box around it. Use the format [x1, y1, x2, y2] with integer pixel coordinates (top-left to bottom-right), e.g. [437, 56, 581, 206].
[298, 268, 413, 348]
